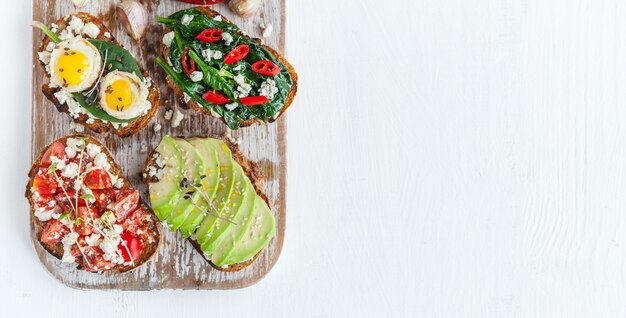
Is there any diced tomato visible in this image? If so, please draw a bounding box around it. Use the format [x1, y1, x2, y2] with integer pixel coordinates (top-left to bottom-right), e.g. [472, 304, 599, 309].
[71, 237, 86, 257]
[118, 232, 143, 263]
[84, 169, 112, 190]
[54, 189, 86, 211]
[41, 141, 66, 167]
[82, 246, 114, 272]
[224, 45, 249, 64]
[91, 188, 116, 209]
[74, 206, 93, 236]
[114, 189, 139, 222]
[202, 91, 231, 104]
[40, 219, 70, 244]
[33, 168, 58, 195]
[121, 206, 148, 233]
[252, 60, 280, 76]
[239, 96, 270, 106]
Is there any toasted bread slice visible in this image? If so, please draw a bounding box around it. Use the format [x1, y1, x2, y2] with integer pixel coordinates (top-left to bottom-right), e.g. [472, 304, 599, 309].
[143, 136, 270, 272]
[26, 134, 161, 273]
[37, 13, 159, 137]
[160, 7, 298, 128]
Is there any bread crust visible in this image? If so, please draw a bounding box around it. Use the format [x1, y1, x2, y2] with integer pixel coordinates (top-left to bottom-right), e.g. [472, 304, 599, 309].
[25, 134, 161, 273]
[38, 13, 159, 137]
[142, 136, 270, 272]
[160, 7, 298, 128]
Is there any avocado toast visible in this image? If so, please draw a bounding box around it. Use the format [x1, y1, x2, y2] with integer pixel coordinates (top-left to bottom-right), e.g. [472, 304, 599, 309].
[35, 13, 159, 137]
[26, 135, 160, 273]
[143, 136, 276, 272]
[156, 7, 298, 130]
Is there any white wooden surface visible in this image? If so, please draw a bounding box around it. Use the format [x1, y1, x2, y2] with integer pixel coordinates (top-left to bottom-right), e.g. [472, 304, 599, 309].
[4, 0, 626, 316]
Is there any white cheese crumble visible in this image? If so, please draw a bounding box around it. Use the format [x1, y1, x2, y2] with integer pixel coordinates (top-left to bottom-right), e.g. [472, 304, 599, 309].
[66, 137, 84, 152]
[163, 31, 175, 47]
[164, 109, 173, 120]
[58, 28, 75, 41]
[38, 51, 51, 64]
[50, 156, 66, 170]
[65, 146, 77, 159]
[85, 233, 102, 247]
[225, 103, 238, 111]
[260, 78, 278, 99]
[222, 32, 233, 46]
[183, 93, 191, 103]
[104, 31, 111, 38]
[99, 225, 124, 265]
[61, 162, 80, 178]
[69, 121, 85, 132]
[86, 143, 101, 157]
[234, 74, 252, 98]
[181, 14, 194, 26]
[213, 15, 223, 22]
[189, 71, 204, 82]
[55, 90, 87, 118]
[93, 153, 111, 170]
[61, 232, 79, 263]
[114, 178, 124, 189]
[201, 48, 223, 62]
[68, 16, 85, 35]
[262, 24, 273, 38]
[34, 206, 60, 222]
[171, 110, 184, 128]
[86, 118, 95, 124]
[210, 109, 222, 118]
[233, 64, 244, 72]
[153, 123, 162, 132]
[82, 22, 100, 38]
[155, 154, 166, 168]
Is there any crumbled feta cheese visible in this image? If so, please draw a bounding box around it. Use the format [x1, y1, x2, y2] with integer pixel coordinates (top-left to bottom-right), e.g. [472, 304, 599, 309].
[93, 153, 111, 170]
[61, 162, 80, 178]
[50, 156, 66, 170]
[262, 24, 273, 38]
[155, 154, 166, 168]
[82, 22, 100, 38]
[140, 145, 148, 153]
[58, 28, 75, 41]
[233, 64, 244, 72]
[66, 137, 84, 152]
[210, 109, 222, 118]
[189, 71, 203, 82]
[225, 103, 238, 111]
[113, 178, 124, 189]
[201, 48, 223, 62]
[171, 110, 184, 128]
[260, 78, 278, 99]
[213, 15, 223, 22]
[68, 16, 85, 33]
[234, 75, 252, 98]
[85, 233, 102, 247]
[86, 143, 101, 157]
[104, 31, 111, 38]
[181, 14, 194, 26]
[34, 206, 60, 222]
[183, 93, 191, 103]
[61, 232, 79, 263]
[46, 42, 56, 52]
[38, 51, 51, 64]
[222, 32, 233, 46]
[164, 109, 173, 120]
[65, 146, 77, 159]
[99, 227, 124, 264]
[163, 31, 175, 47]
[86, 117, 95, 124]
[153, 123, 162, 132]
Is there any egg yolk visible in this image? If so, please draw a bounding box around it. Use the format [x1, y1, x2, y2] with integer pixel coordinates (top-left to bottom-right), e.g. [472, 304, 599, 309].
[104, 79, 135, 111]
[57, 49, 90, 86]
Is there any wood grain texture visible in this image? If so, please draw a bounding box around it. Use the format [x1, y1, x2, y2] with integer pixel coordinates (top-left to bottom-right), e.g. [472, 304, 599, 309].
[30, 0, 286, 290]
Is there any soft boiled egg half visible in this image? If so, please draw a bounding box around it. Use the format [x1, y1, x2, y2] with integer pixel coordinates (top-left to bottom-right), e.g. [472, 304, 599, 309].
[49, 38, 102, 93]
[98, 71, 151, 120]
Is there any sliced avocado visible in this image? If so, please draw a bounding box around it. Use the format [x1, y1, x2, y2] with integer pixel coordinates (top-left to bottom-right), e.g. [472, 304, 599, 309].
[179, 138, 221, 238]
[195, 140, 236, 246]
[218, 196, 276, 266]
[200, 165, 249, 255]
[165, 139, 205, 231]
[207, 180, 256, 266]
[149, 136, 184, 221]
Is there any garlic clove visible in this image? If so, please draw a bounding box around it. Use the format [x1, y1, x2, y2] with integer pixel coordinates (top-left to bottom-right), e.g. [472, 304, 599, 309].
[229, 0, 262, 17]
[116, 0, 148, 45]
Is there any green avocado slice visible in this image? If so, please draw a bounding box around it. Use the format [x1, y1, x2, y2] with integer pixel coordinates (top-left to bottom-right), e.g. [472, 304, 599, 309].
[195, 140, 236, 246]
[208, 179, 256, 266]
[164, 139, 205, 231]
[222, 197, 276, 265]
[179, 138, 221, 238]
[200, 164, 248, 256]
[149, 136, 184, 221]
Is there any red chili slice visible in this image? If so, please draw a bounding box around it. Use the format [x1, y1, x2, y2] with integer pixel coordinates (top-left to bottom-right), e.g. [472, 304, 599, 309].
[181, 47, 196, 76]
[202, 91, 231, 104]
[118, 232, 143, 263]
[224, 45, 249, 64]
[252, 60, 280, 76]
[84, 169, 112, 190]
[239, 96, 270, 106]
[196, 28, 223, 43]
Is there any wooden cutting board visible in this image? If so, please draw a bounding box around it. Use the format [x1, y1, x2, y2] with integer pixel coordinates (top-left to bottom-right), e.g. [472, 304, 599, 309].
[30, 0, 287, 290]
